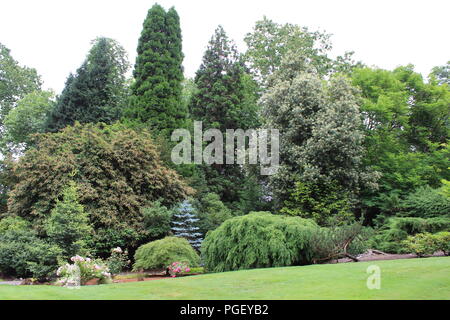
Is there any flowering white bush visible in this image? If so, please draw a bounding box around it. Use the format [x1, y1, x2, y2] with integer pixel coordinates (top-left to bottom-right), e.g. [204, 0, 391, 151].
[57, 255, 112, 286]
[168, 261, 191, 278]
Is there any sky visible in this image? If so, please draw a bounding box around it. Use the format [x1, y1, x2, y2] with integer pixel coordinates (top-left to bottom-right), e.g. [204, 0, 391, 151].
[0, 0, 449, 93]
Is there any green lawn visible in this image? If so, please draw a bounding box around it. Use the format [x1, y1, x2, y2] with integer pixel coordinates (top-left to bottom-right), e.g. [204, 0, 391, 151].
[1, 257, 449, 300]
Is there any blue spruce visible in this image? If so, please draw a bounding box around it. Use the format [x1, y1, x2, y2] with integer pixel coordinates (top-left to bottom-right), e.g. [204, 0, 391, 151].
[171, 200, 203, 250]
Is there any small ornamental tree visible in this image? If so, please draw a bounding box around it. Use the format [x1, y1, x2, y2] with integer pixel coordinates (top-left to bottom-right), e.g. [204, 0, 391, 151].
[44, 181, 93, 258]
[171, 200, 203, 250]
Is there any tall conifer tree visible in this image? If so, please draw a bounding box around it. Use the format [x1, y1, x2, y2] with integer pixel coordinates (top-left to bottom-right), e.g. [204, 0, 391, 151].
[124, 4, 186, 135]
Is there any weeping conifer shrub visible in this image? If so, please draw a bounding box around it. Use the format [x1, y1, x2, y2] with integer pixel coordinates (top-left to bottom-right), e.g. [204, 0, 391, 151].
[201, 212, 319, 272]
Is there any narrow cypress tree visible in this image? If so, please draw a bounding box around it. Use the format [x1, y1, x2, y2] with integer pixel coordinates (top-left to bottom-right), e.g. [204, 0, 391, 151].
[46, 37, 129, 132]
[171, 200, 203, 250]
[124, 4, 186, 135]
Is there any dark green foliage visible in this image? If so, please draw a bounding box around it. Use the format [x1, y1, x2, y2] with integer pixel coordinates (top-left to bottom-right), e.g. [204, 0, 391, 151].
[190, 26, 260, 209]
[281, 181, 353, 226]
[194, 192, 233, 235]
[309, 223, 371, 263]
[0, 226, 61, 280]
[141, 200, 173, 239]
[7, 122, 191, 256]
[124, 4, 186, 135]
[201, 212, 319, 272]
[171, 200, 203, 250]
[46, 37, 129, 132]
[44, 182, 93, 258]
[133, 236, 200, 271]
[400, 186, 450, 218]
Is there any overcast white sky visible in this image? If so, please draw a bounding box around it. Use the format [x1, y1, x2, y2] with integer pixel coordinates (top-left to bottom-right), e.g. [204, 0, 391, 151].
[1, 0, 449, 93]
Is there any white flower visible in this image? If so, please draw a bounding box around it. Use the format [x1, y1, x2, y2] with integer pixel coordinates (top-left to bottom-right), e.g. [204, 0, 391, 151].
[112, 247, 123, 253]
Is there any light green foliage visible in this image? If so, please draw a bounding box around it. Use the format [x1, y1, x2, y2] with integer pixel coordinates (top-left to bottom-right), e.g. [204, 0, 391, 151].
[133, 236, 200, 271]
[201, 212, 319, 272]
[244, 16, 360, 86]
[369, 216, 450, 253]
[194, 193, 233, 235]
[431, 61, 450, 86]
[141, 200, 173, 239]
[0, 43, 41, 128]
[433, 232, 450, 255]
[403, 233, 438, 257]
[44, 182, 92, 258]
[281, 181, 353, 226]
[0, 215, 29, 234]
[2, 90, 54, 151]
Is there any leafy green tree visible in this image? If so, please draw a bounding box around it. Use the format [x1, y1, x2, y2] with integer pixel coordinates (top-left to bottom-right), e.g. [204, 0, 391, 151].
[2, 90, 54, 151]
[46, 37, 130, 131]
[431, 61, 450, 85]
[44, 182, 93, 258]
[194, 192, 233, 235]
[262, 55, 376, 208]
[244, 16, 360, 86]
[124, 4, 186, 136]
[0, 43, 41, 129]
[7, 122, 191, 256]
[141, 200, 173, 239]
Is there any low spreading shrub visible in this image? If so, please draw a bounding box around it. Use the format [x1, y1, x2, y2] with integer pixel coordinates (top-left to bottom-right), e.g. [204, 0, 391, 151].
[403, 233, 438, 257]
[133, 236, 200, 271]
[167, 261, 191, 277]
[433, 232, 450, 255]
[201, 212, 319, 272]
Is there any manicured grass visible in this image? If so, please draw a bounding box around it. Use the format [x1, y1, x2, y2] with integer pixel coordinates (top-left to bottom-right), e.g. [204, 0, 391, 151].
[0, 257, 449, 300]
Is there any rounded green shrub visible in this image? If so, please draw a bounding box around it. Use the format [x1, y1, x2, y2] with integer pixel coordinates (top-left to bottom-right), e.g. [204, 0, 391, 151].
[133, 236, 200, 271]
[201, 211, 319, 272]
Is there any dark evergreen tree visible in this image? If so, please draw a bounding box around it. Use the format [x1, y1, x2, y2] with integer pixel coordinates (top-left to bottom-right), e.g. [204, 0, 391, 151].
[46, 37, 129, 132]
[124, 4, 186, 136]
[190, 26, 261, 211]
[171, 200, 203, 250]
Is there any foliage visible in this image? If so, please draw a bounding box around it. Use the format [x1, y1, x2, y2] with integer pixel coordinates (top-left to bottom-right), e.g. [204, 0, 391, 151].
[201, 212, 319, 272]
[0, 215, 30, 234]
[194, 192, 233, 235]
[44, 182, 93, 258]
[403, 233, 438, 257]
[0, 43, 41, 128]
[106, 247, 129, 275]
[7, 122, 191, 256]
[167, 261, 191, 277]
[309, 223, 371, 263]
[141, 200, 173, 239]
[133, 236, 200, 271]
[433, 232, 450, 256]
[262, 57, 377, 207]
[243, 16, 360, 86]
[171, 200, 203, 250]
[281, 181, 353, 226]
[46, 37, 130, 132]
[57, 255, 111, 286]
[430, 61, 449, 86]
[0, 228, 61, 280]
[189, 26, 260, 210]
[369, 216, 450, 253]
[400, 186, 450, 218]
[124, 4, 186, 136]
[2, 90, 54, 152]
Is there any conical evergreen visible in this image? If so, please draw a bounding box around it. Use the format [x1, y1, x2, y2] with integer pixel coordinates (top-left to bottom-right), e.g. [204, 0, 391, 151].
[46, 37, 129, 132]
[124, 4, 186, 135]
[171, 200, 203, 250]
